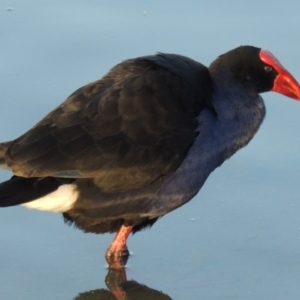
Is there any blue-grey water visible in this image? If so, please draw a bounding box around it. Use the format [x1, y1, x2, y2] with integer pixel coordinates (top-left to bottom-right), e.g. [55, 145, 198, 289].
[1, 1, 300, 299]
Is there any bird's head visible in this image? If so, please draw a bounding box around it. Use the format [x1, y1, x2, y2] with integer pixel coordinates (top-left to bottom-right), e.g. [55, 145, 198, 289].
[209, 45, 300, 100]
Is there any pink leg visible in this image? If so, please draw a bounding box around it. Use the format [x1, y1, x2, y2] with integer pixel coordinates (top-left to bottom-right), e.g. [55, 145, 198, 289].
[105, 225, 133, 269]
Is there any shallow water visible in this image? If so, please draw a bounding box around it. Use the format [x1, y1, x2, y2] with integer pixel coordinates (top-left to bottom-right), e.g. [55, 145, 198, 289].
[1, 1, 300, 299]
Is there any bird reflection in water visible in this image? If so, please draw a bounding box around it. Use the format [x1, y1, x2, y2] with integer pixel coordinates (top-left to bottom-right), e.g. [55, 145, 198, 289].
[73, 267, 172, 300]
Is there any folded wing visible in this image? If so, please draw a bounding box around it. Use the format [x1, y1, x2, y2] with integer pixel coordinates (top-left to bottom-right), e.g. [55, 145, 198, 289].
[6, 54, 213, 192]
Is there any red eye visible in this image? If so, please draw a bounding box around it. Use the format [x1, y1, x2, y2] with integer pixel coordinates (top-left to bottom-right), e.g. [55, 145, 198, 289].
[264, 65, 273, 72]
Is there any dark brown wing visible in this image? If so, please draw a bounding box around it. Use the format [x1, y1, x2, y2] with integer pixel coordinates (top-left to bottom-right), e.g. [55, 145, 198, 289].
[6, 54, 213, 192]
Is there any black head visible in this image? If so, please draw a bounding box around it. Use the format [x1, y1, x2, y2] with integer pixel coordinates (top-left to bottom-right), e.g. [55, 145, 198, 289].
[210, 46, 278, 94]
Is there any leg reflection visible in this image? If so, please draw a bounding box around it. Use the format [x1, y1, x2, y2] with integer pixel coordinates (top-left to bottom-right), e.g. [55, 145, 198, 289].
[73, 266, 173, 300]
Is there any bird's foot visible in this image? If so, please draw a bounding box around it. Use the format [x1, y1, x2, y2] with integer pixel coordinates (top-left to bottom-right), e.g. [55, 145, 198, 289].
[105, 225, 133, 269]
[105, 245, 129, 269]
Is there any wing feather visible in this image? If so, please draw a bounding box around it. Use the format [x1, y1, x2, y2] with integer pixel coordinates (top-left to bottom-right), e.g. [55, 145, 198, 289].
[6, 54, 213, 192]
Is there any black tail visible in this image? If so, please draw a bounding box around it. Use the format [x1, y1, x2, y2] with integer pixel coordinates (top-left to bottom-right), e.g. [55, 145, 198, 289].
[0, 176, 74, 207]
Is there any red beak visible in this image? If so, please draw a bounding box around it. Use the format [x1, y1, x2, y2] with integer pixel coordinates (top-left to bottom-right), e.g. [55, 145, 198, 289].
[260, 49, 300, 101]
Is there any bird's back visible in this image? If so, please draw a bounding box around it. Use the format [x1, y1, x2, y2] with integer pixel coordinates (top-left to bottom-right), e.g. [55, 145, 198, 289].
[0, 53, 214, 233]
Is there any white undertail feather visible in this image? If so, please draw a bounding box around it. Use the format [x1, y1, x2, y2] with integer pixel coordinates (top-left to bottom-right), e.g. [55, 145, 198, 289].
[22, 184, 78, 213]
